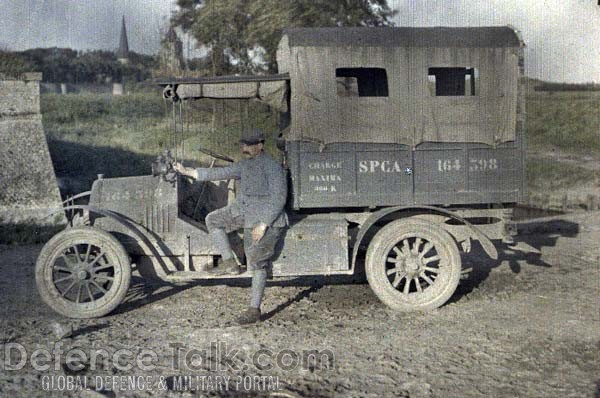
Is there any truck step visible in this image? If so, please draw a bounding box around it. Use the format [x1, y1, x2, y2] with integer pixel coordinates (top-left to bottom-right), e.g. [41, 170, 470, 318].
[165, 270, 252, 281]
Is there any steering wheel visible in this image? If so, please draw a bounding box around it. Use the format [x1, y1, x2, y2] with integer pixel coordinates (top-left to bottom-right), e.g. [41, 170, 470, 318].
[196, 146, 234, 163]
[190, 147, 234, 220]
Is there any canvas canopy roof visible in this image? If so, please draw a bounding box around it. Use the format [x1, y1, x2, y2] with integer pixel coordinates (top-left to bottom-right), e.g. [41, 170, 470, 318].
[277, 26, 524, 147]
[283, 27, 521, 48]
[159, 74, 290, 112]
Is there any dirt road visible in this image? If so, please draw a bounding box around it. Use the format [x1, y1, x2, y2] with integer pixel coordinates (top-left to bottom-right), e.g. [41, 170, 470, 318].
[1, 212, 599, 397]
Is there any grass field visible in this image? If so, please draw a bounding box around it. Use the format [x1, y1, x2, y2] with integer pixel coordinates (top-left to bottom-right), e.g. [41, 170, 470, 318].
[526, 91, 600, 153]
[41, 91, 280, 190]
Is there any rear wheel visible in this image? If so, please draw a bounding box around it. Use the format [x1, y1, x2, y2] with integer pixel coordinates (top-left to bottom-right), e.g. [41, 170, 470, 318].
[35, 227, 131, 318]
[365, 219, 461, 311]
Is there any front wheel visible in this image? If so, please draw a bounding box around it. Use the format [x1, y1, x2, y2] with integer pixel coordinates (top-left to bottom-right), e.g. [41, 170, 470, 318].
[35, 227, 131, 318]
[365, 219, 461, 311]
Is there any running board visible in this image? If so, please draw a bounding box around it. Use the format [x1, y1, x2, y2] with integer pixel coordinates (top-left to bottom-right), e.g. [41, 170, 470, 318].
[164, 268, 355, 282]
[165, 270, 253, 281]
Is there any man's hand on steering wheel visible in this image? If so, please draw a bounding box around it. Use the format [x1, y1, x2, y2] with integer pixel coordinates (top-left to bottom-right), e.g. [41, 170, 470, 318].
[251, 223, 268, 242]
[174, 162, 196, 179]
[174, 148, 233, 180]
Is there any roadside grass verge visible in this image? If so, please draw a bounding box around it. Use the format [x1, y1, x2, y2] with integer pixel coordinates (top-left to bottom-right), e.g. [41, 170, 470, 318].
[526, 92, 600, 154]
[526, 157, 599, 191]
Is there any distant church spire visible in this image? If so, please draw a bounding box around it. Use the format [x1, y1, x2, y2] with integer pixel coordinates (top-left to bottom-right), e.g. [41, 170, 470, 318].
[116, 16, 129, 63]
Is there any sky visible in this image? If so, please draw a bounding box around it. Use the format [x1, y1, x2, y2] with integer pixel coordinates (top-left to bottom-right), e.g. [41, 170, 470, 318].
[0, 0, 598, 83]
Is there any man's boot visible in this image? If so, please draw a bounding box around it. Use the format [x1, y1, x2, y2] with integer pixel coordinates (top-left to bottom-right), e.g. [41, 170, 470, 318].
[207, 258, 242, 275]
[236, 307, 261, 325]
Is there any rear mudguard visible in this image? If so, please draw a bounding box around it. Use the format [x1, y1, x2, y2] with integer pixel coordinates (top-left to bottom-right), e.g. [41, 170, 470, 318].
[351, 205, 498, 271]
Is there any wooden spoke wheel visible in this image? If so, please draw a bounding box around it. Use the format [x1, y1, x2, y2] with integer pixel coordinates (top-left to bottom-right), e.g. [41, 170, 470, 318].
[35, 227, 131, 318]
[365, 219, 461, 311]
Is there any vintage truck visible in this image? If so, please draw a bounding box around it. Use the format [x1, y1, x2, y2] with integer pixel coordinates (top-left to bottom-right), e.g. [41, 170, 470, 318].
[36, 26, 525, 318]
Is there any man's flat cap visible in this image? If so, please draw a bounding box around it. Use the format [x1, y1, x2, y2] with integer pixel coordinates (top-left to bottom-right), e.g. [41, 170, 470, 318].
[239, 128, 265, 145]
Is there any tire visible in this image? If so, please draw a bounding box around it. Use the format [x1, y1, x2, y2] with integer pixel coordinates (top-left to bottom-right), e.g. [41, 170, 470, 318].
[35, 226, 131, 318]
[365, 218, 461, 311]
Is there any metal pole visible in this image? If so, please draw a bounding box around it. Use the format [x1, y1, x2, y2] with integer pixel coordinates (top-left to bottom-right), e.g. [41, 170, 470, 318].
[171, 102, 177, 164]
[179, 100, 184, 161]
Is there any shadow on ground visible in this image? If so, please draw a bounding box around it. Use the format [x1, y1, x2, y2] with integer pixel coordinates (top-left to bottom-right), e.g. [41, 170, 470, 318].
[453, 217, 580, 300]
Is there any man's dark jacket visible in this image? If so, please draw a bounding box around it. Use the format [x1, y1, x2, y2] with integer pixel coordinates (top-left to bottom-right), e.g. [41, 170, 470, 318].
[195, 151, 288, 228]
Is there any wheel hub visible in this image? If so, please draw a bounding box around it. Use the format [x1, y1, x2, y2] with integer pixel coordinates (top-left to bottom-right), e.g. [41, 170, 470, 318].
[404, 256, 421, 272]
[71, 263, 91, 282]
[76, 270, 88, 281]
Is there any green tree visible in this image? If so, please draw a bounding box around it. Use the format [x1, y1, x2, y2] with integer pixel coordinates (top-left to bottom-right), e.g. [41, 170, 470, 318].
[173, 0, 396, 73]
[0, 51, 33, 76]
[173, 0, 252, 75]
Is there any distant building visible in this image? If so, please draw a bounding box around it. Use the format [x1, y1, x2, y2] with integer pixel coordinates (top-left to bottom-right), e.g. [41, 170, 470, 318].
[116, 16, 129, 64]
[114, 16, 129, 95]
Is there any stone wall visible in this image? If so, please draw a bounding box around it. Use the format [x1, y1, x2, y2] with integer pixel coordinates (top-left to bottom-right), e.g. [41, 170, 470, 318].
[0, 73, 64, 224]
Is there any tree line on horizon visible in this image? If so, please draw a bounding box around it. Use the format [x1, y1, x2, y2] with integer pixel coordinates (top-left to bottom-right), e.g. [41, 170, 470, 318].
[0, 48, 156, 84]
[533, 81, 600, 92]
[0, 1, 397, 83]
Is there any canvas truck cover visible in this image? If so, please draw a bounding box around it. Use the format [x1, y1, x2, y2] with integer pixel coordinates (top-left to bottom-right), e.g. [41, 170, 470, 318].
[160, 74, 290, 113]
[277, 26, 524, 147]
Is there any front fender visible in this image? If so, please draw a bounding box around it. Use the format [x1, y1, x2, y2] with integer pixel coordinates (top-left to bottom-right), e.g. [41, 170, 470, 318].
[46, 205, 145, 240]
[351, 205, 498, 271]
[44, 205, 174, 279]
